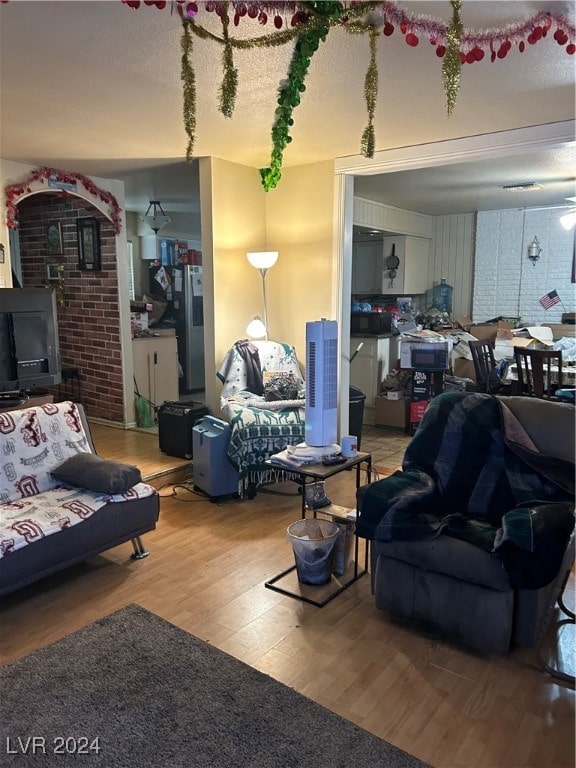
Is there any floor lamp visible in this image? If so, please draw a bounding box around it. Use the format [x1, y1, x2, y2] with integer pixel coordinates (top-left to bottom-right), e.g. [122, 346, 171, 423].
[246, 251, 278, 341]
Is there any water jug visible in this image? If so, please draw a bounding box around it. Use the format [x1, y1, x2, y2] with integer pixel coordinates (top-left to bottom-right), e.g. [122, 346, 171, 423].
[432, 278, 453, 314]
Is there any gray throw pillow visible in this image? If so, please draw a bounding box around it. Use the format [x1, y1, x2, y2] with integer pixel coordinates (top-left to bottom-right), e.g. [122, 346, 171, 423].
[52, 453, 141, 494]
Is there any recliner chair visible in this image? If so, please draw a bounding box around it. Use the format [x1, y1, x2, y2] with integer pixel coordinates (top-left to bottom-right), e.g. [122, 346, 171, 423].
[356, 392, 575, 682]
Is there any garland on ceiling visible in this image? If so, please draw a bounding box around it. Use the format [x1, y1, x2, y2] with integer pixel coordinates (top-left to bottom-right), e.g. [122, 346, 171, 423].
[5, 167, 122, 233]
[166, 0, 575, 190]
[129, 2, 574, 189]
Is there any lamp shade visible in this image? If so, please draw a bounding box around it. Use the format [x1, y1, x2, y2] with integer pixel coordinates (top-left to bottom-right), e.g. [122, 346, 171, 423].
[141, 201, 171, 234]
[247, 251, 278, 270]
[246, 316, 267, 339]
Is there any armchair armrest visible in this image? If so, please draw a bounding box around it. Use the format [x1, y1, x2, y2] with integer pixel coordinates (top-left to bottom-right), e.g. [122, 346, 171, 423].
[356, 468, 441, 541]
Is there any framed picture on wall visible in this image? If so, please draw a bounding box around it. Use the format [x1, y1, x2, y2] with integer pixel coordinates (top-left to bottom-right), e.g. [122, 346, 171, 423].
[46, 221, 63, 255]
[76, 217, 101, 271]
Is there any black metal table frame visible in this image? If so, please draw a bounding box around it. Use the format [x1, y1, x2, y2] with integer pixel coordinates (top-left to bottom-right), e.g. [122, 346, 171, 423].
[264, 452, 372, 607]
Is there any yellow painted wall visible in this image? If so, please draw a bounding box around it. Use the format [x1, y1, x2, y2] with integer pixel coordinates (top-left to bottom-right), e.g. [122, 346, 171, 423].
[200, 157, 268, 415]
[201, 157, 336, 415]
[264, 160, 336, 367]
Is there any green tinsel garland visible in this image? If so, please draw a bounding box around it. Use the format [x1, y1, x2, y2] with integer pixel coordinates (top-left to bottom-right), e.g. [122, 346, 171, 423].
[360, 26, 379, 158]
[219, 4, 238, 119]
[260, 1, 344, 191]
[181, 1, 470, 190]
[181, 23, 196, 161]
[442, 0, 462, 116]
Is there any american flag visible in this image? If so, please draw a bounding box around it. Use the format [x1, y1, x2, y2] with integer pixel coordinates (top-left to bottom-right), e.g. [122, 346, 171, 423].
[539, 290, 561, 310]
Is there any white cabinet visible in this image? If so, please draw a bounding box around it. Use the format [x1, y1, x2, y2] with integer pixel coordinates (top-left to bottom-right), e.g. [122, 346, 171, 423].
[381, 236, 430, 295]
[351, 241, 382, 294]
[132, 337, 179, 415]
[350, 336, 399, 409]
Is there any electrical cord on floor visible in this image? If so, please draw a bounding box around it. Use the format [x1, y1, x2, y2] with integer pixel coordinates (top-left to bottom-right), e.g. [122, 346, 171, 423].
[156, 465, 201, 500]
[367, 465, 380, 483]
[169, 483, 207, 502]
[155, 485, 194, 499]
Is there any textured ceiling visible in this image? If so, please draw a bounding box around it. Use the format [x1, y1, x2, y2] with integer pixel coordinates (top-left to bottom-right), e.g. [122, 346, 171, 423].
[0, 1, 575, 214]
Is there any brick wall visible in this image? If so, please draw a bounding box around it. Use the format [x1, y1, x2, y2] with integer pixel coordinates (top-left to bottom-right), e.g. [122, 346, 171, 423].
[473, 208, 574, 325]
[17, 192, 124, 423]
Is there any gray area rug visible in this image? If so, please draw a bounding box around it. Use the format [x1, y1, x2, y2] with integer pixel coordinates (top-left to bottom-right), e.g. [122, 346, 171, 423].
[1, 604, 432, 767]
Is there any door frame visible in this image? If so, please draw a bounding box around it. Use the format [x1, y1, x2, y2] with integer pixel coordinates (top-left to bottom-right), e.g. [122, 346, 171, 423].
[333, 120, 576, 435]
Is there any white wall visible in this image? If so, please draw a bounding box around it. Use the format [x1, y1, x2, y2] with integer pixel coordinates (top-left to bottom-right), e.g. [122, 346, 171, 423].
[473, 208, 574, 324]
[428, 213, 476, 320]
[352, 197, 476, 319]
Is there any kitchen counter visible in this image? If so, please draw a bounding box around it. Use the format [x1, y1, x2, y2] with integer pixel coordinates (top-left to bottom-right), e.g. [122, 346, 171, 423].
[351, 332, 397, 339]
[350, 335, 400, 420]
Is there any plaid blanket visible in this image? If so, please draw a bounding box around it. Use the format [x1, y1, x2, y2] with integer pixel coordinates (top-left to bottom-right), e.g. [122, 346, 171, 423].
[357, 392, 574, 588]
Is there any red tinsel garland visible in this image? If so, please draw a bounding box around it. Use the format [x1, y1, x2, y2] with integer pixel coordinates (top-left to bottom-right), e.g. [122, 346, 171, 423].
[4, 167, 123, 234]
[121, 1, 575, 57]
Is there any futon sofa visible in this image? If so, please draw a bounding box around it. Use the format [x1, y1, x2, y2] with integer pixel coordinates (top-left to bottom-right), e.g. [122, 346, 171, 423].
[356, 392, 575, 659]
[0, 400, 159, 596]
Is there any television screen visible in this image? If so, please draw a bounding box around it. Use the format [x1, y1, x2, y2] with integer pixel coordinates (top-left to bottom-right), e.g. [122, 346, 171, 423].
[0, 288, 61, 394]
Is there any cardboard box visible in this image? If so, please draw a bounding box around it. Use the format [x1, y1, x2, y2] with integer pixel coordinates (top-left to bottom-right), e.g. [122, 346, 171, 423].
[374, 396, 409, 429]
[410, 399, 430, 426]
[410, 370, 434, 428]
[543, 323, 576, 339]
[383, 390, 404, 400]
[453, 358, 476, 382]
[510, 337, 541, 349]
[470, 321, 513, 342]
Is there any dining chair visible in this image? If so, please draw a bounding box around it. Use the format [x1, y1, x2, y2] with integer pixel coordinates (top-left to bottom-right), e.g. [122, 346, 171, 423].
[513, 347, 563, 398]
[468, 339, 511, 394]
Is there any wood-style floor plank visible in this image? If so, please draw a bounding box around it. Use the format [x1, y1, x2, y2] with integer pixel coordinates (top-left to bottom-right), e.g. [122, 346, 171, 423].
[0, 423, 573, 768]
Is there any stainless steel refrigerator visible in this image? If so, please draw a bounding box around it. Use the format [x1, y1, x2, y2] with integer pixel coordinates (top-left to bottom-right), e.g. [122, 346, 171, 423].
[149, 263, 205, 393]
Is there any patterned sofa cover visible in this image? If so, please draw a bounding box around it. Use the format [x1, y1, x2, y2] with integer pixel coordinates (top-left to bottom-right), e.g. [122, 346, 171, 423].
[217, 340, 306, 494]
[0, 400, 159, 596]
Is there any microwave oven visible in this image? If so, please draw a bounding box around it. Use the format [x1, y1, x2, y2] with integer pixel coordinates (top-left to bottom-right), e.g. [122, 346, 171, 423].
[408, 343, 450, 371]
[351, 312, 392, 335]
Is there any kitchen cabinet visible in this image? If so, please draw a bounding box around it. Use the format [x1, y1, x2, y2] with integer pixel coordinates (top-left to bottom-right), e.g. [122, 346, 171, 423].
[132, 336, 179, 414]
[349, 336, 399, 411]
[351, 241, 382, 294]
[381, 236, 430, 295]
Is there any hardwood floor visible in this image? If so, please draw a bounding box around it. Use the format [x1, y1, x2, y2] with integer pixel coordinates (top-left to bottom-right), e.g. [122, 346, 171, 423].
[0, 423, 574, 768]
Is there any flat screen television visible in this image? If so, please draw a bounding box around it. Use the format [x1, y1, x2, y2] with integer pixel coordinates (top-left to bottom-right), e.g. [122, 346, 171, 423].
[0, 288, 62, 395]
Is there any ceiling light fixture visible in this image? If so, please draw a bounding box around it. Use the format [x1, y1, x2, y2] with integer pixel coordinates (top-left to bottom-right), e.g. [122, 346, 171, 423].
[141, 200, 171, 234]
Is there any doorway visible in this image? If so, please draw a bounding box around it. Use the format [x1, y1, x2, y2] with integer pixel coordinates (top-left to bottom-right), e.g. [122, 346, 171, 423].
[333, 120, 576, 436]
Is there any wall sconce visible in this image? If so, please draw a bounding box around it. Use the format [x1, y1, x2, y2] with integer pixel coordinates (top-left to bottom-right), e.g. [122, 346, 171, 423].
[246, 251, 278, 341]
[527, 236, 542, 265]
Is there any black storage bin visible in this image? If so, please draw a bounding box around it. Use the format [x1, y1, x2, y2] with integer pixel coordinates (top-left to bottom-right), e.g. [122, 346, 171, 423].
[157, 401, 209, 459]
[348, 386, 366, 450]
